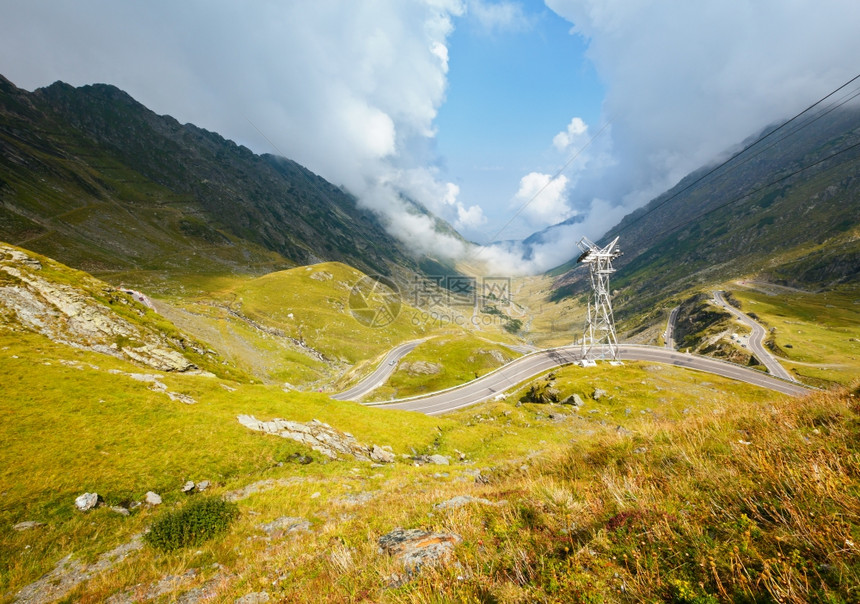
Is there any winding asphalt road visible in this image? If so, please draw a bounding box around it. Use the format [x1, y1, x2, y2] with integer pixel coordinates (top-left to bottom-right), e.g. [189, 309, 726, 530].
[349, 343, 810, 416]
[664, 306, 680, 349]
[331, 339, 426, 401]
[713, 291, 796, 382]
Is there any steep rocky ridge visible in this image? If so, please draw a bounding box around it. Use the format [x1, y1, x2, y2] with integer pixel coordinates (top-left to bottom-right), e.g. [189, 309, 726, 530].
[0, 242, 216, 373]
[0, 74, 419, 281]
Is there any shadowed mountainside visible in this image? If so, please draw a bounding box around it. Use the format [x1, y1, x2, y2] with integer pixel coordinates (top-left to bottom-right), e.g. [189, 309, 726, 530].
[0, 75, 421, 281]
[550, 105, 860, 316]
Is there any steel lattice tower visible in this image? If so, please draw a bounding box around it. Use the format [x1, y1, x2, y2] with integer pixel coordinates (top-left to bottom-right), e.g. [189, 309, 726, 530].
[576, 236, 623, 362]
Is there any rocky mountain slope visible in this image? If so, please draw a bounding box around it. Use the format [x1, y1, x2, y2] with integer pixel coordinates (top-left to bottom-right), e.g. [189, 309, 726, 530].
[550, 105, 860, 316]
[0, 74, 418, 281]
[0, 241, 223, 375]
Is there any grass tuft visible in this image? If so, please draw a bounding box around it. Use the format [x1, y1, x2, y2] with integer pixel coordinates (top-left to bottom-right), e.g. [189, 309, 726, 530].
[144, 496, 239, 552]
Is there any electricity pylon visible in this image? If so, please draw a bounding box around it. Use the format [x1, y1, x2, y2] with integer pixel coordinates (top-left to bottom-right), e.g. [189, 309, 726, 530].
[576, 236, 623, 362]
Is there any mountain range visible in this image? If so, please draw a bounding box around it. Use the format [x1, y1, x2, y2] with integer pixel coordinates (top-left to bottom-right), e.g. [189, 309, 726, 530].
[3, 72, 859, 322]
[0, 75, 425, 284]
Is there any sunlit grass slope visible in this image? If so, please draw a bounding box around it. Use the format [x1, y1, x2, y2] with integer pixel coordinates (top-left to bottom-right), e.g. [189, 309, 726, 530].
[150, 262, 441, 388]
[231, 262, 428, 364]
[0, 329, 444, 596]
[3, 319, 856, 602]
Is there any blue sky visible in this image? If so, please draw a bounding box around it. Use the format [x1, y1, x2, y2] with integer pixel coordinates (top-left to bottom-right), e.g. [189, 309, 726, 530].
[436, 2, 604, 242]
[1, 1, 859, 273]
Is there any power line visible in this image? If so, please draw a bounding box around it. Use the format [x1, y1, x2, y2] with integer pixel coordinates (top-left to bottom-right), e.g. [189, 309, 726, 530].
[649, 137, 860, 241]
[613, 71, 860, 237]
[699, 85, 860, 186]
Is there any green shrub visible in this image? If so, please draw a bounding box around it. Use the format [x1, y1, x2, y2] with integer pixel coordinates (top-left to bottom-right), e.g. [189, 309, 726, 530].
[145, 496, 239, 552]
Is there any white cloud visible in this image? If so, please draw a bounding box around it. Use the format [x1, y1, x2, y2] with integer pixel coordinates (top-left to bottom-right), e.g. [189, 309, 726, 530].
[544, 0, 860, 251]
[456, 203, 486, 230]
[468, 0, 533, 34]
[553, 116, 589, 151]
[476, 196, 627, 275]
[443, 182, 460, 206]
[514, 172, 572, 226]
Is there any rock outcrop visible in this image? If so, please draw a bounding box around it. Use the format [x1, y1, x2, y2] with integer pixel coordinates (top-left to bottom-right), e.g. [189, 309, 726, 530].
[237, 415, 394, 462]
[378, 528, 461, 575]
[399, 361, 442, 376]
[0, 243, 197, 372]
[14, 535, 143, 604]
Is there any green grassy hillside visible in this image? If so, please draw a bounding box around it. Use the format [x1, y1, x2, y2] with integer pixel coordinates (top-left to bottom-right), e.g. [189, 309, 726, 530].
[369, 333, 521, 400]
[151, 262, 442, 388]
[3, 320, 856, 602]
[730, 282, 860, 387]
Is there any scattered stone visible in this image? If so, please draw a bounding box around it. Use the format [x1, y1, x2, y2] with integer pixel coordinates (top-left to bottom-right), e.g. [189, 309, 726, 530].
[378, 527, 461, 575]
[165, 391, 197, 405]
[463, 469, 489, 484]
[616, 426, 633, 437]
[592, 388, 608, 400]
[428, 454, 450, 465]
[145, 491, 162, 506]
[235, 593, 271, 604]
[633, 447, 648, 454]
[224, 477, 307, 502]
[309, 271, 333, 281]
[561, 394, 585, 407]
[74, 492, 99, 511]
[258, 516, 311, 536]
[110, 506, 130, 516]
[521, 381, 561, 404]
[107, 569, 198, 603]
[182, 481, 196, 494]
[13, 521, 44, 531]
[196, 480, 210, 492]
[175, 569, 227, 604]
[290, 452, 313, 465]
[434, 495, 506, 510]
[370, 444, 395, 464]
[336, 491, 378, 506]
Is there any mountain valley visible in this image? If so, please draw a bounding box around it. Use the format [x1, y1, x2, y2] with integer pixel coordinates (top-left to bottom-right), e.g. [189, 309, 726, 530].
[1, 74, 858, 603]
